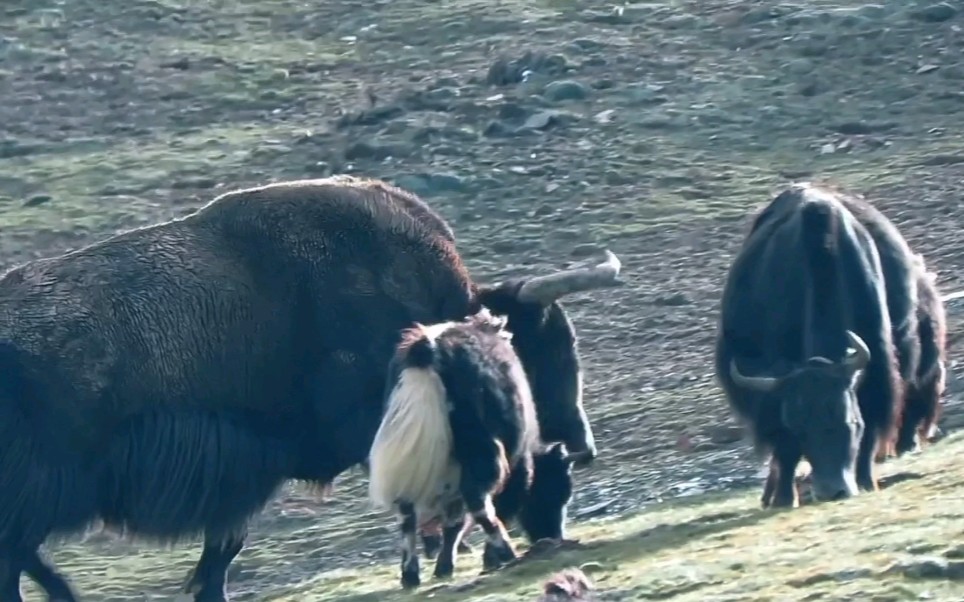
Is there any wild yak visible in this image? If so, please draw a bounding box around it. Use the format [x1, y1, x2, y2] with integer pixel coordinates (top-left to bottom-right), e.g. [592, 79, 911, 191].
[0, 175, 621, 601]
[716, 183, 931, 508]
[367, 310, 581, 588]
[895, 257, 947, 455]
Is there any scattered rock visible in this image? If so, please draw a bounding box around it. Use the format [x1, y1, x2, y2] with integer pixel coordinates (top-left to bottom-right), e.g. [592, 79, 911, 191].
[543, 80, 590, 102]
[653, 292, 692, 307]
[883, 556, 964, 580]
[522, 110, 569, 131]
[23, 194, 52, 207]
[624, 83, 667, 105]
[662, 14, 698, 29]
[785, 58, 816, 75]
[170, 177, 218, 190]
[920, 153, 964, 166]
[568, 38, 607, 53]
[571, 244, 602, 258]
[910, 3, 957, 23]
[705, 425, 745, 445]
[343, 140, 405, 161]
[0, 139, 40, 159]
[159, 57, 191, 70]
[833, 121, 896, 135]
[336, 105, 405, 129]
[392, 173, 466, 197]
[498, 101, 531, 121]
[485, 51, 570, 86]
[482, 120, 518, 138]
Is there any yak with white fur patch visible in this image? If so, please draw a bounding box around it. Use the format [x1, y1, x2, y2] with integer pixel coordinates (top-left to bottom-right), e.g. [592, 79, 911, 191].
[368, 311, 579, 589]
[0, 175, 621, 601]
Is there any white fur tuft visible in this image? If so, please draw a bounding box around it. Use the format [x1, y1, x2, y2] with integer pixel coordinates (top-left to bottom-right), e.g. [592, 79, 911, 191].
[368, 362, 460, 515]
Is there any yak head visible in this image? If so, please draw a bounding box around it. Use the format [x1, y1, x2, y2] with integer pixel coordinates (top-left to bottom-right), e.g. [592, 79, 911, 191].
[520, 442, 581, 542]
[475, 250, 623, 469]
[729, 330, 870, 502]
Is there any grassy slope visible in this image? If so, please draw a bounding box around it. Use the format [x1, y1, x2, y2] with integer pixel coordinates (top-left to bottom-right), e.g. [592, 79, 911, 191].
[272, 435, 964, 602]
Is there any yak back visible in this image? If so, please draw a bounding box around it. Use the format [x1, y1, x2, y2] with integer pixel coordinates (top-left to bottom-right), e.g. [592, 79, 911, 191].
[748, 185, 920, 382]
[0, 176, 476, 458]
[429, 313, 541, 484]
[717, 185, 899, 429]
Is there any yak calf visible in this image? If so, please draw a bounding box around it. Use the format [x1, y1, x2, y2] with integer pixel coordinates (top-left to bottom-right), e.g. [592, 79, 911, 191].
[367, 310, 577, 589]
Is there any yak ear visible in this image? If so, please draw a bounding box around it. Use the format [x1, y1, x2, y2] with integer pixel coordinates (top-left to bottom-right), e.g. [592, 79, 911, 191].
[475, 280, 526, 315]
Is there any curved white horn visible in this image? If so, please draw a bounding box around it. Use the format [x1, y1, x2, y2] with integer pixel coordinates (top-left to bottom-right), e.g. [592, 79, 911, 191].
[516, 250, 623, 304]
[729, 359, 781, 392]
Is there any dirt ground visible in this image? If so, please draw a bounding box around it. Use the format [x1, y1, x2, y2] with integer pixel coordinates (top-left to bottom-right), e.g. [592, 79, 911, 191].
[3, 0, 964, 599]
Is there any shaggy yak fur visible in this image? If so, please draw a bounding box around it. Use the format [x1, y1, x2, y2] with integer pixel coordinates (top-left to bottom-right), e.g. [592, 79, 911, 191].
[716, 183, 944, 509]
[0, 175, 621, 601]
[367, 312, 585, 589]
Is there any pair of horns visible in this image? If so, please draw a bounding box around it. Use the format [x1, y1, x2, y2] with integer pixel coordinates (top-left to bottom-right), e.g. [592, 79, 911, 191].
[515, 250, 624, 304]
[729, 330, 871, 392]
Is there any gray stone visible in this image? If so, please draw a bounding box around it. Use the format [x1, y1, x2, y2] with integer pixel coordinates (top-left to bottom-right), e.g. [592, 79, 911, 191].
[392, 172, 466, 197]
[543, 79, 589, 102]
[911, 2, 957, 22]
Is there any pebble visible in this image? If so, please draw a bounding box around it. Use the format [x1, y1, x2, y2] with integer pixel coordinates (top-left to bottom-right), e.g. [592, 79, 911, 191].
[392, 173, 465, 197]
[23, 194, 52, 207]
[543, 80, 590, 102]
[911, 2, 957, 22]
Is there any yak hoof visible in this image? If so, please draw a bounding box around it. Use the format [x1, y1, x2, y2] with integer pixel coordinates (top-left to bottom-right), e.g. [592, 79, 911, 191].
[193, 590, 229, 602]
[400, 568, 421, 590]
[433, 560, 455, 580]
[769, 493, 797, 509]
[481, 542, 516, 572]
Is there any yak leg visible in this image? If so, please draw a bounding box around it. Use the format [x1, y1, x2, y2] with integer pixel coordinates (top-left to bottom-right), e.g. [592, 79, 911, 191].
[461, 491, 515, 573]
[181, 529, 246, 602]
[855, 430, 880, 493]
[1, 547, 77, 602]
[456, 515, 475, 553]
[418, 518, 442, 560]
[433, 500, 466, 580]
[0, 554, 24, 602]
[21, 549, 78, 602]
[397, 503, 420, 589]
[765, 444, 802, 509]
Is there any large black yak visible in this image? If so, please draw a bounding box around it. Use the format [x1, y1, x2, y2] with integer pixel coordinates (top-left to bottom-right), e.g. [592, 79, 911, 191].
[367, 310, 581, 588]
[715, 183, 942, 508]
[0, 175, 621, 601]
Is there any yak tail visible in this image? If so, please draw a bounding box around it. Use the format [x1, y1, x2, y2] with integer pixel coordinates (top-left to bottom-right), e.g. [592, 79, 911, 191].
[367, 325, 456, 512]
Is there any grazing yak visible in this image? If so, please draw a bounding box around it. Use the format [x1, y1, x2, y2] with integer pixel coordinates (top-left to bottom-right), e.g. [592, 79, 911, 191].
[367, 310, 580, 588]
[716, 183, 942, 508]
[0, 175, 621, 601]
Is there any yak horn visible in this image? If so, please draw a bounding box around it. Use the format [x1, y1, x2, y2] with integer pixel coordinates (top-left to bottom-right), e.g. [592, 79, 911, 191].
[729, 359, 781, 392]
[562, 450, 594, 465]
[516, 250, 623, 304]
[843, 330, 870, 371]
